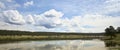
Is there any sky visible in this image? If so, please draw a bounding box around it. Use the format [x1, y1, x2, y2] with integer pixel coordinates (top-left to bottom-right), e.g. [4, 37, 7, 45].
[0, 0, 120, 33]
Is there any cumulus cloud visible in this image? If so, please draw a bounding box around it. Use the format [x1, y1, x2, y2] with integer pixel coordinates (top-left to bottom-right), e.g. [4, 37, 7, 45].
[0, 9, 64, 32]
[2, 10, 25, 25]
[25, 15, 35, 24]
[34, 9, 64, 28]
[0, 22, 45, 32]
[24, 1, 33, 7]
[0, 8, 119, 32]
[61, 14, 120, 32]
[43, 9, 63, 18]
[1, 0, 120, 33]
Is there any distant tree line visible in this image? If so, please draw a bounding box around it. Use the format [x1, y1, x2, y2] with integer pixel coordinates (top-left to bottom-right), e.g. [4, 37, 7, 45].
[0, 30, 103, 36]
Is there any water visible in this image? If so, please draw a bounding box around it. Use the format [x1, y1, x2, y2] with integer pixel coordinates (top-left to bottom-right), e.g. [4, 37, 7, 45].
[0, 39, 107, 50]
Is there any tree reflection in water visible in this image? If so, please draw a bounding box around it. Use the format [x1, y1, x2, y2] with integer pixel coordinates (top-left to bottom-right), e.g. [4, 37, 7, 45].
[105, 41, 120, 50]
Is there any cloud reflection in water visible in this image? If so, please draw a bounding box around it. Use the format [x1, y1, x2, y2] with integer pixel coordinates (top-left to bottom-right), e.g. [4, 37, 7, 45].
[0, 40, 106, 50]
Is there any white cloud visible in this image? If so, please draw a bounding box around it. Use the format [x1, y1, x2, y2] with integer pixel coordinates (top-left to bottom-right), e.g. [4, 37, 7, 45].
[105, 0, 120, 3]
[0, 22, 45, 32]
[2, 10, 25, 25]
[43, 9, 63, 18]
[25, 15, 35, 24]
[0, 9, 64, 32]
[24, 1, 33, 7]
[61, 14, 120, 32]
[0, 9, 119, 33]
[34, 9, 64, 28]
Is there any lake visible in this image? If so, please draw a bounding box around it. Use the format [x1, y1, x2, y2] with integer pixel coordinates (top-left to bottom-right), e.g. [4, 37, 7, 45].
[0, 39, 107, 50]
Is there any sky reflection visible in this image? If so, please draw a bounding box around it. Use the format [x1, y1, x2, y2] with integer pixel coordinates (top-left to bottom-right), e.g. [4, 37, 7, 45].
[0, 40, 107, 50]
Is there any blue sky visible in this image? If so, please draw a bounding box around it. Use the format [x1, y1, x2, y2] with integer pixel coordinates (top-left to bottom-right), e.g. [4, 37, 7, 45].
[15, 0, 107, 17]
[0, 0, 120, 32]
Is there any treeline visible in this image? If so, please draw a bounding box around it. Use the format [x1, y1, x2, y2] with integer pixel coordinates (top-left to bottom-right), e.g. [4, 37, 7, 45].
[0, 30, 104, 36]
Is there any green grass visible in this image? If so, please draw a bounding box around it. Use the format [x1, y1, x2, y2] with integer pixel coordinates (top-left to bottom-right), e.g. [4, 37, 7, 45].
[0, 35, 94, 41]
[104, 33, 120, 50]
[0, 30, 105, 41]
[105, 33, 120, 41]
[108, 47, 120, 50]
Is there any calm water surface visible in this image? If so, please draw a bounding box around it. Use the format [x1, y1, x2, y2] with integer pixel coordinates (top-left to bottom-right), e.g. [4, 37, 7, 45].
[0, 39, 107, 50]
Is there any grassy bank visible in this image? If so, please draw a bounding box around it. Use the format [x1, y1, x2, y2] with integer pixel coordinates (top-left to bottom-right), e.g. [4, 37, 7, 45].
[104, 33, 120, 50]
[0, 30, 105, 41]
[0, 35, 105, 44]
[104, 33, 120, 45]
[0, 35, 103, 41]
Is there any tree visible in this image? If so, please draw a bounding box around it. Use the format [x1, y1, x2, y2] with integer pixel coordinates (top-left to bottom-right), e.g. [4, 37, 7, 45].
[109, 26, 116, 33]
[116, 27, 120, 33]
[105, 28, 109, 33]
[105, 26, 116, 39]
[105, 28, 110, 36]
